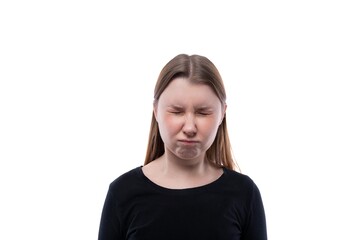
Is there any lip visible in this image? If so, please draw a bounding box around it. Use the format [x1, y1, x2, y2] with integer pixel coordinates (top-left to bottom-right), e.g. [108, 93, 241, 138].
[178, 140, 199, 144]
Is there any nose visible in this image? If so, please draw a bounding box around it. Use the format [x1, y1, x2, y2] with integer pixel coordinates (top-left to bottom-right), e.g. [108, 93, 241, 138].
[182, 113, 197, 137]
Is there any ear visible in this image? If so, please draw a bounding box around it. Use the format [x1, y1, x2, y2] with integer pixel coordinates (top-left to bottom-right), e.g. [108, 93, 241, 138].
[220, 104, 227, 125]
[153, 101, 158, 121]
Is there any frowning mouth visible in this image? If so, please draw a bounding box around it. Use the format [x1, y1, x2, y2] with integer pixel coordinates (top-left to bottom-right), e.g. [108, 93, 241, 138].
[178, 140, 199, 145]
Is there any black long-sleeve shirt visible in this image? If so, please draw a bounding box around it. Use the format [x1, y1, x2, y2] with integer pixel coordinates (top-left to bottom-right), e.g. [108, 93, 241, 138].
[98, 166, 267, 240]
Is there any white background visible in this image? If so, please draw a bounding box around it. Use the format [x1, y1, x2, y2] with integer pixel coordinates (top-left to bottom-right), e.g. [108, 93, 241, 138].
[1, 1, 359, 239]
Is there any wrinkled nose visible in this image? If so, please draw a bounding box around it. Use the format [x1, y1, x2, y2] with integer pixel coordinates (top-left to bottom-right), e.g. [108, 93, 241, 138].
[182, 114, 197, 137]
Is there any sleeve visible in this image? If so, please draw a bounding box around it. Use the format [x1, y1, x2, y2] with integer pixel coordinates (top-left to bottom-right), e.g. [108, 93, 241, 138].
[242, 182, 267, 240]
[98, 187, 123, 240]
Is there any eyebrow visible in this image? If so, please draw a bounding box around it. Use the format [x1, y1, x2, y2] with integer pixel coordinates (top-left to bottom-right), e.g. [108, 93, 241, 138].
[196, 106, 213, 111]
[167, 105, 184, 110]
[167, 105, 213, 111]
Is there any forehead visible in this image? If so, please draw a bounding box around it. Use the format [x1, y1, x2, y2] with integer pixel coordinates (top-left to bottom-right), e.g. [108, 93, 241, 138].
[158, 77, 220, 106]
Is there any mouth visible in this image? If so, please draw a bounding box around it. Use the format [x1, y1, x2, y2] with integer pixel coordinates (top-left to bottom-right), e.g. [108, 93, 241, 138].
[178, 140, 199, 145]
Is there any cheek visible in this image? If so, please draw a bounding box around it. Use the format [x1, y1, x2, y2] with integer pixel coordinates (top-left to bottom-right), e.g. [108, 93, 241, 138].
[159, 115, 182, 135]
[198, 118, 220, 137]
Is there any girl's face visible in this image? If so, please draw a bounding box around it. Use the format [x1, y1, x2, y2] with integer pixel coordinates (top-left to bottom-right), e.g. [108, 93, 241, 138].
[154, 77, 226, 162]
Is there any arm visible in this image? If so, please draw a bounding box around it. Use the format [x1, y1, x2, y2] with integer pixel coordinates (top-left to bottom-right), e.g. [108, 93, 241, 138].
[242, 183, 267, 240]
[98, 189, 122, 240]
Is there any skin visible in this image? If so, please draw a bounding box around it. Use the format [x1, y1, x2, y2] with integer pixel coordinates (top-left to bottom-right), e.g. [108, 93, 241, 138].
[142, 77, 227, 189]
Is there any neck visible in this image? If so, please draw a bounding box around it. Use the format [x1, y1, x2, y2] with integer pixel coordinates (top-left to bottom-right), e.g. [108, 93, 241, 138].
[142, 151, 223, 189]
[160, 151, 209, 177]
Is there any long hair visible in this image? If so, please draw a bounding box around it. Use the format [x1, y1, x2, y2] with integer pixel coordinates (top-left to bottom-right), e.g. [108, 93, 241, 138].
[144, 54, 238, 171]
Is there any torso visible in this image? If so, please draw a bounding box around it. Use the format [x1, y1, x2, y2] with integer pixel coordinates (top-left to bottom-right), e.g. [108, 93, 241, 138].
[100, 166, 267, 240]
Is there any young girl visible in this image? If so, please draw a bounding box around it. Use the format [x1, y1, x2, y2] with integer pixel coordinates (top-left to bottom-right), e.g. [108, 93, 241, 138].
[98, 54, 267, 240]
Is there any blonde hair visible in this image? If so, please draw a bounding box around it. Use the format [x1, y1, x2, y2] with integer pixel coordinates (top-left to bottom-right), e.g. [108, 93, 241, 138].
[144, 54, 238, 171]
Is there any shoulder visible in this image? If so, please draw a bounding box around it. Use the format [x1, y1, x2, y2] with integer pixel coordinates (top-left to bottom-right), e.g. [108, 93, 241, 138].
[110, 166, 142, 187]
[108, 166, 143, 197]
[222, 168, 261, 197]
[223, 168, 255, 186]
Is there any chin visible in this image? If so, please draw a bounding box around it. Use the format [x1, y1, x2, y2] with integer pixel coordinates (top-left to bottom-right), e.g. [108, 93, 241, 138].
[175, 148, 202, 160]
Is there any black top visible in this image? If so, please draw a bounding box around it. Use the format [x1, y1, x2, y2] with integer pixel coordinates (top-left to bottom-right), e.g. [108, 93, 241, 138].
[98, 167, 267, 240]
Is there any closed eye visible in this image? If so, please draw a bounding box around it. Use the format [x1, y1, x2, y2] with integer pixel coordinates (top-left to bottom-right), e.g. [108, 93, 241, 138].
[169, 111, 183, 115]
[167, 105, 184, 115]
[196, 111, 212, 116]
